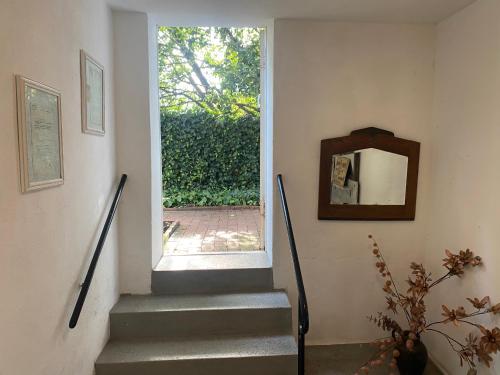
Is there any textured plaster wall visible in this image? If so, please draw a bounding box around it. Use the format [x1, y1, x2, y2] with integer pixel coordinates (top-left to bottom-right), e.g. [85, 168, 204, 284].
[0, 0, 119, 374]
[273, 19, 436, 344]
[425, 0, 500, 373]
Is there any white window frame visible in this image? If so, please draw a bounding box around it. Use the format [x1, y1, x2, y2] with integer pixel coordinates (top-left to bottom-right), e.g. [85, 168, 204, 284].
[147, 17, 274, 266]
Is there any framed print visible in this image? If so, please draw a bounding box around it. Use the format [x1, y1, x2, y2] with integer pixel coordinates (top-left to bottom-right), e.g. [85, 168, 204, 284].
[16, 75, 64, 192]
[80, 50, 105, 135]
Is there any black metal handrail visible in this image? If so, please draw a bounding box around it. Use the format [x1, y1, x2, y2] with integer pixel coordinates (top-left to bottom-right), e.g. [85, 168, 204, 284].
[277, 174, 309, 375]
[69, 174, 128, 329]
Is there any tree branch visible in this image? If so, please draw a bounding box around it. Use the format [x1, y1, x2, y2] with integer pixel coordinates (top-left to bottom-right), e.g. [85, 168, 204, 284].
[234, 102, 259, 116]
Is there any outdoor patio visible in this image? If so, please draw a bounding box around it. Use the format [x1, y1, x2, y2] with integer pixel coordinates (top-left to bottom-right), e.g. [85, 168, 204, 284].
[163, 207, 263, 254]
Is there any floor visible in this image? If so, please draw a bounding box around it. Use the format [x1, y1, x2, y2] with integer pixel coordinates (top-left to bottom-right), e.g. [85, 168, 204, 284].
[306, 344, 443, 375]
[154, 252, 270, 271]
[163, 207, 263, 254]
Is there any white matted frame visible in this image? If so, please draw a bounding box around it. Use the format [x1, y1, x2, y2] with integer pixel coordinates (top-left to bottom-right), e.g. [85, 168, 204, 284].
[16, 75, 64, 192]
[80, 49, 105, 135]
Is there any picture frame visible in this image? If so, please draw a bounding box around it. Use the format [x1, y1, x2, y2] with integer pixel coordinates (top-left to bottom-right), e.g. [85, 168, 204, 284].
[318, 127, 420, 221]
[16, 75, 64, 192]
[80, 49, 105, 135]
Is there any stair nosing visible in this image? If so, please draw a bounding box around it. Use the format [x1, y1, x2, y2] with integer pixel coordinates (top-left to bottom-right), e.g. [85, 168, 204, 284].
[111, 292, 291, 314]
[96, 335, 298, 365]
[111, 305, 291, 314]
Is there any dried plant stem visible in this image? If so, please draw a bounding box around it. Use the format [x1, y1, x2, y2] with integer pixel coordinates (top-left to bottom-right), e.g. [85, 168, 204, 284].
[376, 246, 412, 324]
[457, 319, 482, 329]
[416, 273, 433, 304]
[467, 309, 493, 318]
[428, 272, 452, 289]
[363, 241, 496, 371]
[426, 328, 474, 368]
[425, 310, 491, 330]
[425, 319, 450, 329]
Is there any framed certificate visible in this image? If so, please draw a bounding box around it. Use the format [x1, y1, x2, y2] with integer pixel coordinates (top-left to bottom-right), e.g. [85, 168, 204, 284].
[80, 50, 105, 135]
[16, 75, 64, 192]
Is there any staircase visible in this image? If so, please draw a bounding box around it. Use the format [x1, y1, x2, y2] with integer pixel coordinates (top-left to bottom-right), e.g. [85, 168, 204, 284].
[95, 253, 298, 375]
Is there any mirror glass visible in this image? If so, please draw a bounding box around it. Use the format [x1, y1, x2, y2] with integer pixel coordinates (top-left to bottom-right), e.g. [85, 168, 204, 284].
[330, 148, 408, 205]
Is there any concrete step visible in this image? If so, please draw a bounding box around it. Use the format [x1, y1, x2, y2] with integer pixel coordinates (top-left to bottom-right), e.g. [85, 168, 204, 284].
[95, 335, 297, 375]
[110, 291, 292, 339]
[152, 253, 273, 294]
[152, 267, 273, 294]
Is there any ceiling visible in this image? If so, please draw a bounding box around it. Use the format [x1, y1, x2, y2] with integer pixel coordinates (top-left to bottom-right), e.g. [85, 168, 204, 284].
[108, 0, 477, 24]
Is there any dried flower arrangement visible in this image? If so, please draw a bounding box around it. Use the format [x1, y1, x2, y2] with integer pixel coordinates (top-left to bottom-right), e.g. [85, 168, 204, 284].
[355, 235, 500, 375]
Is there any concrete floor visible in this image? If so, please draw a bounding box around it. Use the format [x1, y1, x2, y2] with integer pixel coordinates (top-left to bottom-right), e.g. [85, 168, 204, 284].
[305, 344, 443, 375]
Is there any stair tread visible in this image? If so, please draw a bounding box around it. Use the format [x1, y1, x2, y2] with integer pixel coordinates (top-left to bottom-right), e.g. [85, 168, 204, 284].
[96, 335, 297, 364]
[112, 291, 290, 314]
[154, 253, 271, 271]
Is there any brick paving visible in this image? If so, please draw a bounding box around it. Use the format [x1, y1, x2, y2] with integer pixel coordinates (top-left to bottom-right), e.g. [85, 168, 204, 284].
[163, 207, 263, 254]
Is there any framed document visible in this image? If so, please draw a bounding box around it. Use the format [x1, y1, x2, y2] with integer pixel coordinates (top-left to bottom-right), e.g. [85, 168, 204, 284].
[80, 50, 105, 135]
[16, 75, 64, 192]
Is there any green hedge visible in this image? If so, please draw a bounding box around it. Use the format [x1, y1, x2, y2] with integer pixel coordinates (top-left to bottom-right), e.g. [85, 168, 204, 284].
[161, 112, 260, 207]
[163, 188, 259, 208]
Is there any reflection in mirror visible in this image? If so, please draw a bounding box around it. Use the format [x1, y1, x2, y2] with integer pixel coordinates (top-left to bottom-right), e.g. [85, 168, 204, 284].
[330, 148, 408, 205]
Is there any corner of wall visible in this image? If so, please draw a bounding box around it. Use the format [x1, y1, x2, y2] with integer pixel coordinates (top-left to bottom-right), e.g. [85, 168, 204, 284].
[147, 15, 164, 270]
[113, 9, 154, 294]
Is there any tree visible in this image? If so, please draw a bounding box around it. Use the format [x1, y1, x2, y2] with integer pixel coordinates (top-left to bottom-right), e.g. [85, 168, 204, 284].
[158, 27, 261, 118]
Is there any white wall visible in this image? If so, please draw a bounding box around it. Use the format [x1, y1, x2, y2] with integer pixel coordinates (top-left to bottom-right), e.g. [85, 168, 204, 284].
[113, 13, 275, 291]
[114, 11, 157, 294]
[273, 20, 436, 344]
[148, 16, 165, 275]
[425, 0, 500, 373]
[0, 0, 118, 374]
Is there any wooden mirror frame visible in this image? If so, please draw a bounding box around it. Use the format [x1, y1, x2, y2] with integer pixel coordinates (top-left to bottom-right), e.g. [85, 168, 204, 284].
[318, 127, 420, 221]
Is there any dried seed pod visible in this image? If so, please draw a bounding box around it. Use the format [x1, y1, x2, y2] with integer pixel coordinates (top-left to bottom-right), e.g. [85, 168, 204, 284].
[406, 339, 414, 351]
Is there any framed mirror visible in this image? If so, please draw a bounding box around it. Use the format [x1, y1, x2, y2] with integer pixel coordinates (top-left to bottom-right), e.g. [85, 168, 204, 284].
[318, 127, 420, 220]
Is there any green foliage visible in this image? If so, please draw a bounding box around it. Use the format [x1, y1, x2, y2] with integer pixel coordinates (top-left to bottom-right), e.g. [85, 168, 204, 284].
[158, 26, 261, 118]
[161, 112, 259, 207]
[159, 27, 262, 207]
[163, 188, 259, 208]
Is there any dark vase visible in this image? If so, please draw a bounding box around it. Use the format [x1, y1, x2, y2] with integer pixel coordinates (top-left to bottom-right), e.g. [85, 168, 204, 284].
[395, 331, 428, 375]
